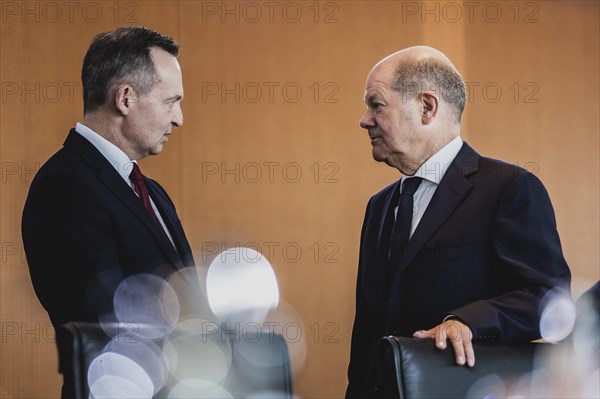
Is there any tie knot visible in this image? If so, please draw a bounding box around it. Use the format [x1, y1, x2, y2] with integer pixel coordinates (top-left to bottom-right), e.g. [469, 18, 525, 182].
[129, 163, 144, 183]
[401, 177, 422, 197]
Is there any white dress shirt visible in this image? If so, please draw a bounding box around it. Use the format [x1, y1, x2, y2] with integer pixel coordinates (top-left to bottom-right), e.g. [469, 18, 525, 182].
[75, 122, 176, 247]
[396, 135, 464, 238]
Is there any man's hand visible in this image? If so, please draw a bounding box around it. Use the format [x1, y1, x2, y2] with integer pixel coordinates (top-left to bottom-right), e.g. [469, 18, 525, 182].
[413, 319, 475, 367]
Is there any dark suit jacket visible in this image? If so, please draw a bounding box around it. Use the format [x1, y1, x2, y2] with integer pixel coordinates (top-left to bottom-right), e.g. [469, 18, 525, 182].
[22, 129, 196, 329]
[346, 142, 571, 397]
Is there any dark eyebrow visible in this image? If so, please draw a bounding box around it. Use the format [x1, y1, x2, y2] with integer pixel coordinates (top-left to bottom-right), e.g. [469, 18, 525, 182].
[166, 95, 182, 102]
[365, 93, 378, 103]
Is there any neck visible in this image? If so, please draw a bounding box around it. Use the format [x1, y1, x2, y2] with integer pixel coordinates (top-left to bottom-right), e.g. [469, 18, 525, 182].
[397, 131, 459, 175]
[82, 112, 134, 159]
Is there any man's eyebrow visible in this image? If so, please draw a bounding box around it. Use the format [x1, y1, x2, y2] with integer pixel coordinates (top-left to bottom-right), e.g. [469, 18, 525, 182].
[365, 93, 378, 103]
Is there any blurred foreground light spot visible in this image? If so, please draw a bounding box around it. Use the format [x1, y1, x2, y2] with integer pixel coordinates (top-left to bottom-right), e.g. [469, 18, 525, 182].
[207, 247, 279, 325]
[581, 368, 599, 398]
[163, 320, 232, 385]
[89, 375, 150, 398]
[466, 374, 506, 399]
[111, 273, 180, 339]
[167, 379, 233, 398]
[88, 352, 154, 398]
[539, 288, 576, 343]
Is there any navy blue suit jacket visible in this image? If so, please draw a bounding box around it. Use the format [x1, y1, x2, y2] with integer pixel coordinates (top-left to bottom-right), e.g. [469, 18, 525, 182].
[346, 142, 571, 397]
[22, 129, 196, 328]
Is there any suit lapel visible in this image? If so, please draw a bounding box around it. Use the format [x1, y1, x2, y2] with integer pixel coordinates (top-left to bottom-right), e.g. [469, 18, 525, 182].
[64, 130, 184, 269]
[377, 181, 401, 250]
[385, 143, 479, 329]
[371, 181, 401, 305]
[392, 143, 480, 281]
[146, 180, 195, 267]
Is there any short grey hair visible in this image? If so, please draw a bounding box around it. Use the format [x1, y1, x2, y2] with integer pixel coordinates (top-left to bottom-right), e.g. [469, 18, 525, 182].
[392, 58, 466, 123]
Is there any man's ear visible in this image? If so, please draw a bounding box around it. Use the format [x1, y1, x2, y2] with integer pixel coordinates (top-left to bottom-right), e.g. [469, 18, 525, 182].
[420, 91, 439, 125]
[114, 84, 136, 116]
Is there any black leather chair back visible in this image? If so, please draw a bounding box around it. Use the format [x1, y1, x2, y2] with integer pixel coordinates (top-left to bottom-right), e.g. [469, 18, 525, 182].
[370, 336, 538, 398]
[56, 322, 293, 399]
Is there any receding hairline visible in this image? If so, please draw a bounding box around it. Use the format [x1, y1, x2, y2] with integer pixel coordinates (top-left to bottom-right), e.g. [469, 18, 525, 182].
[371, 46, 458, 77]
[365, 46, 466, 124]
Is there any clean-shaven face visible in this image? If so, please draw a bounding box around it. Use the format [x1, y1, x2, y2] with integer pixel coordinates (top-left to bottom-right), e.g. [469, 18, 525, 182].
[359, 64, 423, 174]
[123, 48, 184, 160]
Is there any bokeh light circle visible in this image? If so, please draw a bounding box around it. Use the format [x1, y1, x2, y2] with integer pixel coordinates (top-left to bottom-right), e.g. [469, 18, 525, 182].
[539, 288, 576, 343]
[89, 375, 150, 399]
[112, 273, 180, 339]
[88, 352, 154, 398]
[206, 247, 279, 325]
[164, 319, 233, 385]
[167, 379, 233, 399]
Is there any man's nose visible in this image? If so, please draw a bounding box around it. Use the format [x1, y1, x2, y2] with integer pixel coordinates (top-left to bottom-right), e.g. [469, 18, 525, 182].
[359, 109, 374, 129]
[172, 104, 183, 127]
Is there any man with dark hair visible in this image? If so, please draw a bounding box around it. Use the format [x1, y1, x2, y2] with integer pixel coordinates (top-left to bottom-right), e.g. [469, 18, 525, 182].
[22, 26, 195, 329]
[82, 27, 180, 114]
[346, 46, 571, 397]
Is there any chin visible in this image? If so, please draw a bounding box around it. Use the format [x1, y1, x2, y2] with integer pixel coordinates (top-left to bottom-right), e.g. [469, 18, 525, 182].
[372, 150, 386, 163]
[149, 146, 164, 156]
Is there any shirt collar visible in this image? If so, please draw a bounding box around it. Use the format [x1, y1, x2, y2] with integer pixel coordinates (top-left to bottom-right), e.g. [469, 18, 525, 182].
[408, 135, 463, 185]
[75, 122, 134, 182]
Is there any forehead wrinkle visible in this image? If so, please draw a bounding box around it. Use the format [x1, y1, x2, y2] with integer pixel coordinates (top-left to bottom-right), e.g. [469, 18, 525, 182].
[365, 80, 390, 100]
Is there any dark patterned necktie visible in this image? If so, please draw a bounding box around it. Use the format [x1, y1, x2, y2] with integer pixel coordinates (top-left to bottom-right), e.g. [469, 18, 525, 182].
[388, 177, 423, 273]
[129, 163, 164, 230]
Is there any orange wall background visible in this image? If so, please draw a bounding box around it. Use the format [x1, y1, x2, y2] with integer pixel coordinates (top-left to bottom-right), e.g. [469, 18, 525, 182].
[1, 1, 598, 398]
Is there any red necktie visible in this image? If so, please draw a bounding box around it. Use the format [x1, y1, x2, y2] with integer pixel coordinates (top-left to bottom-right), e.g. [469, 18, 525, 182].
[129, 163, 164, 229]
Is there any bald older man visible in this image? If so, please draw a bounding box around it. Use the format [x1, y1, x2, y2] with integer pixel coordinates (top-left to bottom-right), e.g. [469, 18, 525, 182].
[346, 47, 571, 397]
